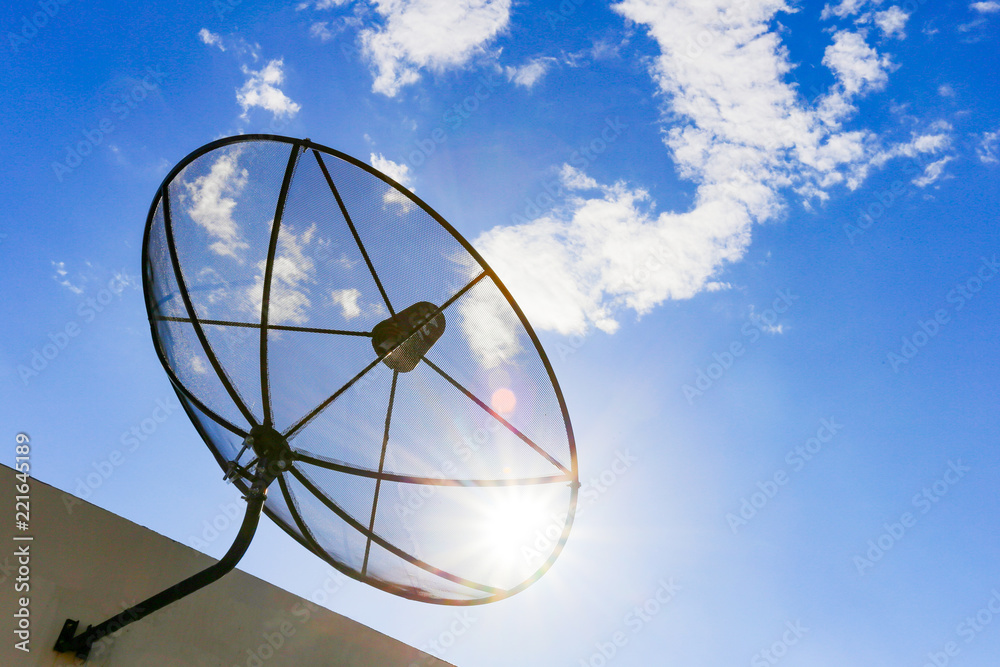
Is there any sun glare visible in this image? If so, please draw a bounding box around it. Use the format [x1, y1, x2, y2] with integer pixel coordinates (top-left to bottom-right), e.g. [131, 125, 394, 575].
[474, 488, 564, 580]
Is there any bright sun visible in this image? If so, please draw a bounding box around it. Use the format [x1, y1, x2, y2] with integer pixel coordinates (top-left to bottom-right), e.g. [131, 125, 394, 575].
[477, 489, 556, 574]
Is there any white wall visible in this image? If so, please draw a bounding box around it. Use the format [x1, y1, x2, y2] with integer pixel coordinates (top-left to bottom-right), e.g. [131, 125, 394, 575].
[0, 464, 453, 667]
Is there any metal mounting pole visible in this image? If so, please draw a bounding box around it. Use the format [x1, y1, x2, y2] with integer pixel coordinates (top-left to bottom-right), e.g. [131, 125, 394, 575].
[53, 463, 277, 661]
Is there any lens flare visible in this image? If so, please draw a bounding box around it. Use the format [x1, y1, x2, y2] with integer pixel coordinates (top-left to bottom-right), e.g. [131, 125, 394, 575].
[491, 387, 517, 414]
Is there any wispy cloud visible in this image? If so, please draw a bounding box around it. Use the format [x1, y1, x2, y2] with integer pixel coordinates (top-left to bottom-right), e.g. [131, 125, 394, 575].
[198, 28, 226, 51]
[505, 57, 556, 89]
[237, 59, 301, 120]
[820, 0, 881, 21]
[52, 260, 84, 294]
[748, 304, 786, 334]
[309, 21, 336, 41]
[358, 0, 512, 96]
[912, 156, 953, 187]
[970, 1, 1000, 13]
[196, 30, 260, 60]
[298, 0, 352, 8]
[977, 130, 999, 163]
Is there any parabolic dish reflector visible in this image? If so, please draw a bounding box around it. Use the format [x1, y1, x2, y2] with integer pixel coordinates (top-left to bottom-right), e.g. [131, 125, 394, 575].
[142, 135, 578, 604]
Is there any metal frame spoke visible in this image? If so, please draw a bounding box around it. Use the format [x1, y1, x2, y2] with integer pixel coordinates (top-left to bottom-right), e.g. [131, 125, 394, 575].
[290, 467, 501, 595]
[314, 149, 395, 317]
[422, 357, 570, 474]
[284, 271, 488, 437]
[363, 370, 398, 576]
[293, 452, 574, 487]
[259, 142, 303, 426]
[161, 188, 258, 428]
[153, 315, 371, 337]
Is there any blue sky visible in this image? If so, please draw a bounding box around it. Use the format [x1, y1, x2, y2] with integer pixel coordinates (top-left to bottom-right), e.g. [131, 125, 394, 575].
[3, 0, 1000, 665]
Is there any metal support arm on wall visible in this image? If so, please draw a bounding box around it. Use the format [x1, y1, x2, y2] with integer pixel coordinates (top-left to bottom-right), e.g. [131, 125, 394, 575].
[53, 464, 276, 661]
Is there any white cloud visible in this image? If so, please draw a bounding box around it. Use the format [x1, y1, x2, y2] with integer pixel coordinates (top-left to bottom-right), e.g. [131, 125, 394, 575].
[370, 152, 416, 211]
[867, 124, 950, 162]
[199, 28, 225, 51]
[977, 130, 999, 163]
[748, 304, 785, 334]
[476, 165, 747, 337]
[874, 7, 909, 38]
[821, 0, 882, 20]
[299, 0, 353, 8]
[359, 0, 511, 96]
[958, 18, 988, 32]
[190, 355, 208, 374]
[463, 0, 951, 344]
[310, 22, 335, 41]
[370, 152, 413, 187]
[52, 260, 84, 294]
[237, 59, 301, 120]
[971, 1, 1000, 13]
[331, 288, 363, 319]
[197, 30, 261, 60]
[833, 123, 950, 190]
[181, 151, 250, 259]
[245, 224, 317, 325]
[823, 30, 893, 96]
[938, 84, 955, 97]
[505, 57, 556, 88]
[457, 280, 524, 368]
[912, 156, 953, 187]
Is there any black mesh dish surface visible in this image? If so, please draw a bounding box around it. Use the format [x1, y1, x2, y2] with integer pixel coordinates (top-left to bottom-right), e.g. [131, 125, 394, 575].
[142, 135, 578, 604]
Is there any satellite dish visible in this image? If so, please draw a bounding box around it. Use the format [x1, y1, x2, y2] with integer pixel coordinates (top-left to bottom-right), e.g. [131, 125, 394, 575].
[56, 135, 578, 658]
